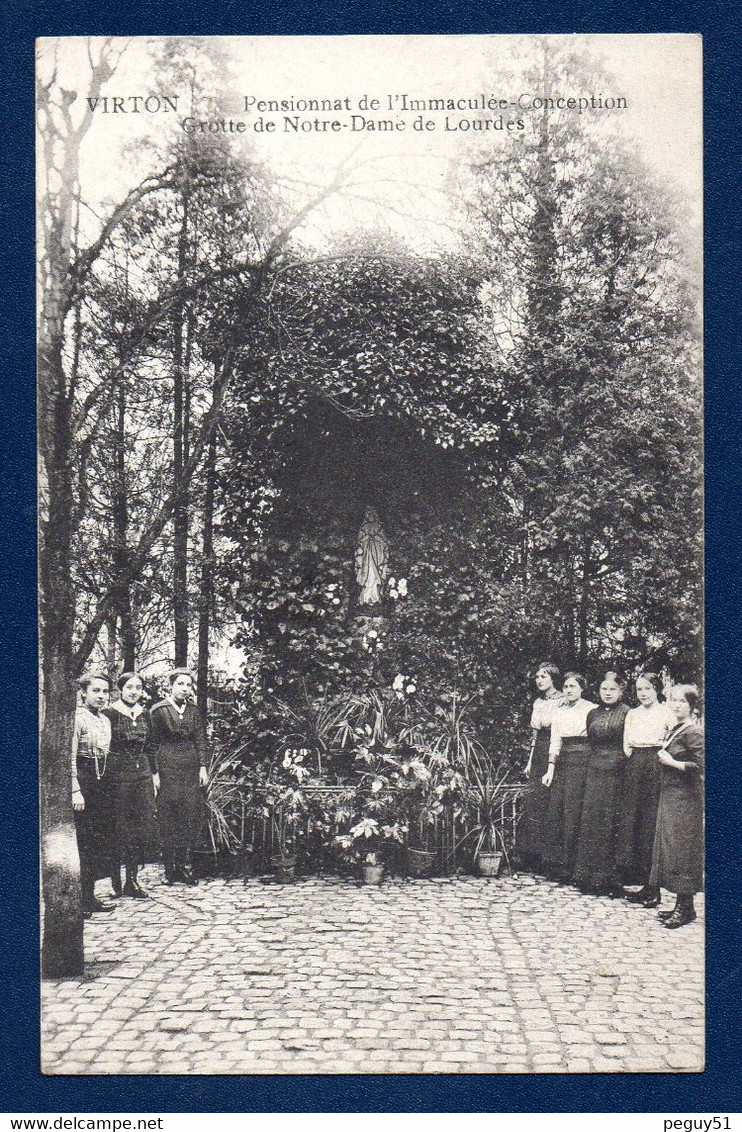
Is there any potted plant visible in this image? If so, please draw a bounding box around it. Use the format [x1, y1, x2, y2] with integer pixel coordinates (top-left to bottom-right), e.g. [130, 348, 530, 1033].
[334, 817, 406, 884]
[401, 689, 484, 876]
[362, 856, 385, 886]
[405, 789, 442, 877]
[197, 747, 248, 876]
[256, 743, 315, 882]
[268, 786, 304, 881]
[458, 755, 521, 878]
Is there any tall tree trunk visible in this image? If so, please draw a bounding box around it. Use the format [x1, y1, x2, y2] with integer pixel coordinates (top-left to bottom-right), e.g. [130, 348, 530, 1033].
[106, 615, 118, 674]
[39, 641, 83, 979]
[172, 191, 191, 666]
[112, 375, 136, 669]
[37, 89, 87, 980]
[39, 331, 84, 978]
[197, 418, 218, 717]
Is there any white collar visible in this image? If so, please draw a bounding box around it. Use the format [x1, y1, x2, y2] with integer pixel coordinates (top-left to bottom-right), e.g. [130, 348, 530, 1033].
[112, 700, 144, 721]
[167, 696, 188, 716]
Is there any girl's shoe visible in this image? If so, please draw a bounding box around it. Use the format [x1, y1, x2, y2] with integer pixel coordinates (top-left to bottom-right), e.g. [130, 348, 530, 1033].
[664, 906, 697, 929]
[625, 887, 648, 904]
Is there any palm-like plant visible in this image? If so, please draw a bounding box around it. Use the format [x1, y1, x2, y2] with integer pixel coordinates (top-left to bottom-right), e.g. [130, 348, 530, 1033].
[456, 750, 522, 866]
[270, 688, 353, 776]
[203, 747, 250, 855]
[423, 691, 485, 771]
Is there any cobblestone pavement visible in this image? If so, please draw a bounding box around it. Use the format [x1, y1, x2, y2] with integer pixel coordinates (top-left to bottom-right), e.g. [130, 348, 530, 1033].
[41, 870, 703, 1075]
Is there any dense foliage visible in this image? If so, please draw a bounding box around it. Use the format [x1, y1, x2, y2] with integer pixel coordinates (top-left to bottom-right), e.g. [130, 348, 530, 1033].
[217, 144, 701, 770]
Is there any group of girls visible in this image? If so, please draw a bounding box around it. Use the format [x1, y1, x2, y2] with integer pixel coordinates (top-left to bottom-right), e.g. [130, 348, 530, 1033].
[516, 664, 704, 929]
[71, 667, 209, 916]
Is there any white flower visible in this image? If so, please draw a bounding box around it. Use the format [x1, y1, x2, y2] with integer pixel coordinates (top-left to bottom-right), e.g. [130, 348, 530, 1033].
[389, 589, 398, 600]
[392, 674, 405, 692]
[332, 597, 341, 605]
[398, 578, 408, 596]
[406, 683, 417, 695]
[367, 629, 378, 639]
[350, 818, 379, 839]
[388, 577, 396, 587]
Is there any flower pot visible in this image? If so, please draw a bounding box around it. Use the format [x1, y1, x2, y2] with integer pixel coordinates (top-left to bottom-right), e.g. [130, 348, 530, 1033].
[407, 847, 436, 878]
[362, 863, 384, 886]
[270, 853, 296, 882]
[476, 850, 502, 877]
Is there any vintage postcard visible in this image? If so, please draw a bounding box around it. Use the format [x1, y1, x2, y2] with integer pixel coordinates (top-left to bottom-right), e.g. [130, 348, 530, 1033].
[37, 33, 703, 1075]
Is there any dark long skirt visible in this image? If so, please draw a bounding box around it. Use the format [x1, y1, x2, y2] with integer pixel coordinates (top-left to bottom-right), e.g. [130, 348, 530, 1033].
[74, 760, 115, 883]
[573, 746, 625, 891]
[649, 772, 704, 895]
[157, 752, 205, 872]
[541, 738, 591, 881]
[515, 728, 552, 869]
[107, 765, 160, 866]
[615, 745, 661, 886]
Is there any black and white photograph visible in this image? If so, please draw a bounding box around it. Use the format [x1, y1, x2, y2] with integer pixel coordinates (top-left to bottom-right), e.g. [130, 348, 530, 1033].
[37, 33, 704, 1075]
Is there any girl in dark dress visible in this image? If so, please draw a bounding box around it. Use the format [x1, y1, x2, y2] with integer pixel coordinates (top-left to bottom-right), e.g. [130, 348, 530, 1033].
[573, 671, 630, 895]
[619, 672, 674, 907]
[515, 662, 564, 872]
[72, 672, 115, 917]
[650, 684, 704, 929]
[145, 669, 209, 885]
[541, 672, 597, 882]
[104, 673, 160, 899]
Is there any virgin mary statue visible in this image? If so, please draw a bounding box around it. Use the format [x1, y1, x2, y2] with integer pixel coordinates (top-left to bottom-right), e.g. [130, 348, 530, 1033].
[355, 506, 389, 606]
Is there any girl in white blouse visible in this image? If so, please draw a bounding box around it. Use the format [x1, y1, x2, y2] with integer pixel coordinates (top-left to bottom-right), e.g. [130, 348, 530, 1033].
[542, 677, 597, 786]
[619, 672, 675, 905]
[515, 663, 564, 871]
[540, 672, 597, 882]
[623, 678, 675, 757]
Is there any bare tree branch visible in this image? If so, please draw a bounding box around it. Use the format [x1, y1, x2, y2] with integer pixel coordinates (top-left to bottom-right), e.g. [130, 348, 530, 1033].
[71, 164, 353, 670]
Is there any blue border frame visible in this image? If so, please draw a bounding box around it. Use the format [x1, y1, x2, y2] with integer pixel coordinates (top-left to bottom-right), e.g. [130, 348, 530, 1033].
[2, 0, 740, 1113]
